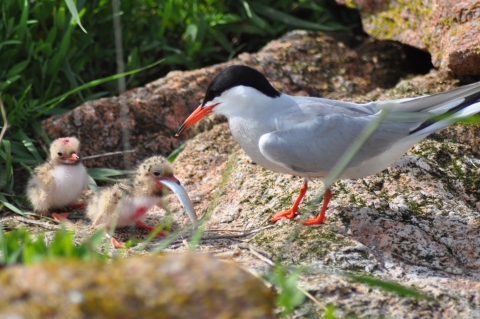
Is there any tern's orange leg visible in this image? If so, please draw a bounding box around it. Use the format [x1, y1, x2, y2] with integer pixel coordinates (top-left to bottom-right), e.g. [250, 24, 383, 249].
[271, 179, 308, 223]
[135, 220, 168, 238]
[298, 189, 332, 226]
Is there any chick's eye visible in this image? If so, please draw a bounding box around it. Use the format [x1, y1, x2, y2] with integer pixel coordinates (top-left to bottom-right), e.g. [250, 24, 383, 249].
[57, 152, 63, 156]
[153, 172, 160, 176]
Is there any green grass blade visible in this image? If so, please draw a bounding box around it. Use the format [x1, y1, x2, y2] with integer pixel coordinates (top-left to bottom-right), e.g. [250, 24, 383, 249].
[311, 108, 390, 206]
[349, 274, 430, 299]
[0, 223, 6, 265]
[45, 18, 75, 96]
[0, 40, 22, 50]
[2, 140, 13, 192]
[0, 97, 8, 144]
[87, 168, 134, 179]
[158, 0, 172, 38]
[0, 193, 29, 216]
[249, 2, 348, 32]
[167, 143, 185, 162]
[31, 122, 51, 145]
[37, 59, 165, 115]
[17, 129, 42, 162]
[17, 0, 29, 41]
[19, 162, 33, 173]
[64, 0, 87, 33]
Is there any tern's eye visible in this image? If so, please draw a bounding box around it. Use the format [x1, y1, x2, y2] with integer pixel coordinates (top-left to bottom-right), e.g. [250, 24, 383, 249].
[57, 152, 63, 156]
[153, 172, 160, 176]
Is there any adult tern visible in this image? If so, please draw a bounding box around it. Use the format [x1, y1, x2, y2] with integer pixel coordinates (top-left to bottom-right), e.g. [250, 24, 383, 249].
[176, 65, 480, 225]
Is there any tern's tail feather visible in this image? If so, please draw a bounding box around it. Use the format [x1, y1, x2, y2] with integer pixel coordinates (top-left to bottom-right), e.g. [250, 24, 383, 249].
[395, 82, 480, 137]
[410, 101, 480, 137]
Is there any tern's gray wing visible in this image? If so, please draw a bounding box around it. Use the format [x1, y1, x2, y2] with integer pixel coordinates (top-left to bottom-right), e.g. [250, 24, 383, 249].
[258, 102, 414, 175]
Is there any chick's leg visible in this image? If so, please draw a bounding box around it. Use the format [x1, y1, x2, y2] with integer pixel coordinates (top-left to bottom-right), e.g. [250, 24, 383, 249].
[135, 220, 168, 238]
[110, 237, 126, 249]
[51, 213, 70, 222]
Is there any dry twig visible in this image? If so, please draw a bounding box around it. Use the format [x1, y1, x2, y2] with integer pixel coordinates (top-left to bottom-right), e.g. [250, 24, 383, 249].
[14, 216, 60, 230]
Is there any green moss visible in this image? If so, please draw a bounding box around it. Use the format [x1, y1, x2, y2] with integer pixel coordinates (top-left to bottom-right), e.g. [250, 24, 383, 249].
[406, 198, 422, 215]
[203, 151, 238, 217]
[344, 0, 357, 9]
[364, 0, 433, 43]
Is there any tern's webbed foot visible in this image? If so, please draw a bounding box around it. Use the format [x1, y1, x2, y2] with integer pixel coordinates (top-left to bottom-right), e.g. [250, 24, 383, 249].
[297, 216, 327, 226]
[271, 208, 298, 223]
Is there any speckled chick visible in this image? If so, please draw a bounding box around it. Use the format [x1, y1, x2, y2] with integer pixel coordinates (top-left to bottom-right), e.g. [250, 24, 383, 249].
[87, 156, 178, 239]
[26, 137, 88, 216]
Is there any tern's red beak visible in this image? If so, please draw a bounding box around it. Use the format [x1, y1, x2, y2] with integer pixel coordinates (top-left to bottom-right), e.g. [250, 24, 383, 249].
[175, 104, 217, 136]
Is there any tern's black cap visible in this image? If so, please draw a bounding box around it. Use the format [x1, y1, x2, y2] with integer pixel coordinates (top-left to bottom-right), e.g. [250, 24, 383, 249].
[202, 65, 281, 106]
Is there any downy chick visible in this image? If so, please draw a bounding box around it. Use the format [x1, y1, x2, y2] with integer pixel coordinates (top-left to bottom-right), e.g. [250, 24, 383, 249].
[26, 137, 88, 220]
[87, 156, 196, 248]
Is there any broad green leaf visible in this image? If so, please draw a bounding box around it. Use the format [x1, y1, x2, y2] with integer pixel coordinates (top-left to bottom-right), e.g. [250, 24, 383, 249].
[215, 14, 242, 25]
[0, 75, 21, 90]
[6, 60, 30, 78]
[87, 175, 99, 192]
[185, 23, 198, 43]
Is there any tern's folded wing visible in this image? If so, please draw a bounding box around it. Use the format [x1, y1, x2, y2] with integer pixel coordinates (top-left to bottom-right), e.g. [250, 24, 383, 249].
[259, 112, 410, 175]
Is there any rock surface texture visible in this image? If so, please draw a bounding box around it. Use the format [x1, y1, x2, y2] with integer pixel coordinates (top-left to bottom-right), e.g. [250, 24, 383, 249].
[14, 30, 478, 317]
[337, 0, 480, 76]
[0, 254, 274, 319]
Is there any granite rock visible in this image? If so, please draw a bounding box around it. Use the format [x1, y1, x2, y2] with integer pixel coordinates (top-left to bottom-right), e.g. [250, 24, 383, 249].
[0, 253, 274, 319]
[337, 0, 480, 76]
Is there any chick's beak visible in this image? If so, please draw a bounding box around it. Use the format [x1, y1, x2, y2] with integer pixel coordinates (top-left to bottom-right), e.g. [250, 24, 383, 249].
[156, 176, 181, 188]
[63, 153, 80, 163]
[158, 176, 198, 230]
[175, 104, 217, 136]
